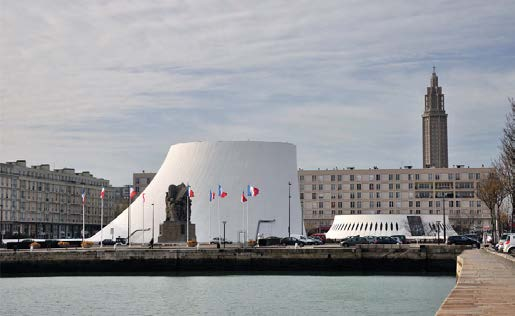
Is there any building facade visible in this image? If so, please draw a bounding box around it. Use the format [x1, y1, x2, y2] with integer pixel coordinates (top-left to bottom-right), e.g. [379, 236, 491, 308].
[0, 160, 118, 239]
[133, 171, 156, 197]
[299, 167, 492, 235]
[422, 67, 448, 168]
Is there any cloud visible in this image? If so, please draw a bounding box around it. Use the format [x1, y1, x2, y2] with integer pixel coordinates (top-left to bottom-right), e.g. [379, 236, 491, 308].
[1, 0, 514, 185]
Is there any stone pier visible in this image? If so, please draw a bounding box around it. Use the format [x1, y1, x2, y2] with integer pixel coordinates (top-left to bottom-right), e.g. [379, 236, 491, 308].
[436, 249, 515, 315]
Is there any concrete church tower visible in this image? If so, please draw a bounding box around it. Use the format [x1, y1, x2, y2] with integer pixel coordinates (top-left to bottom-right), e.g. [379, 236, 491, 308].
[422, 67, 448, 168]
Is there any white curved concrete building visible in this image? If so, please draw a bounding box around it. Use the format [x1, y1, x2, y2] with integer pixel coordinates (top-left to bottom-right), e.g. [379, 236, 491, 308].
[326, 214, 457, 240]
[90, 141, 302, 243]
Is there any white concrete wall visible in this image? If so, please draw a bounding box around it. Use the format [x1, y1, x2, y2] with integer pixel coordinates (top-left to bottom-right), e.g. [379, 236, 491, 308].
[90, 141, 303, 243]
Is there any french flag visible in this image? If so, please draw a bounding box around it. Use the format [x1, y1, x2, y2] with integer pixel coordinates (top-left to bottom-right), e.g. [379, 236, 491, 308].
[100, 187, 105, 199]
[187, 185, 194, 198]
[247, 185, 260, 197]
[142, 193, 146, 203]
[81, 189, 86, 205]
[218, 184, 228, 198]
[129, 187, 137, 200]
[209, 190, 215, 202]
[241, 191, 247, 203]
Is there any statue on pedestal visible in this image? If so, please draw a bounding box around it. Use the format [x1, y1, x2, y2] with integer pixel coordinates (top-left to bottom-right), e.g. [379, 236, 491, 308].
[158, 183, 196, 243]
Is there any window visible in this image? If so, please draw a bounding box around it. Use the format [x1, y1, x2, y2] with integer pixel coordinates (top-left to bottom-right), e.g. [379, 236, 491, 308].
[416, 201, 420, 207]
[376, 174, 380, 181]
[356, 184, 361, 190]
[350, 184, 355, 190]
[331, 175, 336, 181]
[369, 201, 374, 208]
[337, 175, 342, 181]
[376, 192, 381, 198]
[312, 175, 316, 181]
[449, 201, 454, 207]
[312, 184, 316, 190]
[395, 192, 400, 199]
[300, 175, 304, 181]
[396, 223, 399, 231]
[395, 183, 400, 190]
[477, 201, 481, 207]
[435, 174, 440, 180]
[319, 210, 324, 215]
[350, 175, 355, 181]
[350, 201, 355, 208]
[389, 192, 394, 198]
[338, 210, 342, 215]
[456, 201, 460, 207]
[389, 201, 394, 207]
[318, 184, 323, 190]
[369, 184, 374, 190]
[409, 201, 413, 207]
[395, 174, 400, 181]
[357, 192, 362, 198]
[338, 184, 342, 191]
[357, 201, 362, 208]
[409, 183, 413, 189]
[416, 210, 421, 214]
[338, 202, 343, 208]
[319, 202, 324, 208]
[376, 201, 381, 207]
[389, 183, 393, 190]
[331, 202, 336, 208]
[429, 201, 433, 207]
[312, 193, 316, 199]
[331, 184, 336, 190]
[375, 184, 381, 190]
[396, 201, 401, 208]
[415, 174, 420, 180]
[369, 175, 374, 181]
[350, 192, 355, 199]
[389, 174, 393, 181]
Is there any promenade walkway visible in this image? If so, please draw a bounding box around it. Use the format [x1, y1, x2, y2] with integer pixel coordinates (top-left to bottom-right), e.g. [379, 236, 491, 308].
[436, 248, 515, 315]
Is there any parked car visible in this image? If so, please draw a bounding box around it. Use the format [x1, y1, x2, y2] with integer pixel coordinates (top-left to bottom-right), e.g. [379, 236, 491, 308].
[210, 237, 232, 245]
[308, 237, 323, 245]
[363, 236, 377, 244]
[374, 236, 400, 244]
[447, 235, 480, 248]
[101, 239, 116, 246]
[502, 234, 515, 254]
[391, 235, 408, 244]
[496, 234, 509, 251]
[280, 237, 305, 246]
[115, 237, 128, 245]
[340, 236, 369, 247]
[291, 234, 317, 245]
[310, 233, 326, 243]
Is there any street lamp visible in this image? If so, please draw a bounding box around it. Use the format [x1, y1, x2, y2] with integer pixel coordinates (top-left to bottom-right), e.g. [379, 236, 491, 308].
[442, 193, 452, 244]
[436, 220, 441, 245]
[222, 221, 227, 249]
[288, 181, 291, 238]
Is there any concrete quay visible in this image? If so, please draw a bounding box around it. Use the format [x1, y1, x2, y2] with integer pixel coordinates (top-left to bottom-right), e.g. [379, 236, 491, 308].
[0, 244, 466, 275]
[436, 248, 515, 315]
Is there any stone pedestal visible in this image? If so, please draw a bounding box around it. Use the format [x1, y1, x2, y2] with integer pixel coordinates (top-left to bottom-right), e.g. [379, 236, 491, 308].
[158, 221, 196, 243]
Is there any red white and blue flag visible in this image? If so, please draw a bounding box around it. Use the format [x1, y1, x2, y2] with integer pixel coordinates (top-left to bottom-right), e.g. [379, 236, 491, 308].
[209, 189, 215, 202]
[100, 187, 105, 199]
[129, 187, 137, 200]
[241, 191, 247, 203]
[218, 184, 228, 198]
[142, 193, 146, 203]
[247, 185, 260, 197]
[187, 185, 194, 198]
[81, 189, 86, 205]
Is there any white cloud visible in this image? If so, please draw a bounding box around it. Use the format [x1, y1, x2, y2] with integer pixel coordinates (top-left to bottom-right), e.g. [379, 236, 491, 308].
[0, 0, 514, 185]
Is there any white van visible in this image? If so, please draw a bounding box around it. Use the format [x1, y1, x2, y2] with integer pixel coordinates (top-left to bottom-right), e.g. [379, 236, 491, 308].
[502, 233, 515, 254]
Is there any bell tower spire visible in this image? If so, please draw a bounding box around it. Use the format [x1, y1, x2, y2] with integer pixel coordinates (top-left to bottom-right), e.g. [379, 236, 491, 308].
[422, 67, 448, 168]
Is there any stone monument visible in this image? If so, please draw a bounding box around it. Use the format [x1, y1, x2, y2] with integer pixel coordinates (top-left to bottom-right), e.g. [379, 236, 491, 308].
[158, 183, 196, 243]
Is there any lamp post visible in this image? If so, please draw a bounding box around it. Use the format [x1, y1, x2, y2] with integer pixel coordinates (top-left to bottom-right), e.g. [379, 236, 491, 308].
[288, 181, 291, 238]
[0, 202, 3, 247]
[436, 220, 441, 245]
[222, 221, 227, 249]
[442, 193, 451, 244]
[152, 203, 155, 244]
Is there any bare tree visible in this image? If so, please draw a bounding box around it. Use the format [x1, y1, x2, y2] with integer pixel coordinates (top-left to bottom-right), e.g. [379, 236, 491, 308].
[477, 172, 505, 242]
[495, 98, 515, 233]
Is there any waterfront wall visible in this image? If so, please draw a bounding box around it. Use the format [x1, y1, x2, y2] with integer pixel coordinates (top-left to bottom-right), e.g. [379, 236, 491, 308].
[0, 244, 467, 275]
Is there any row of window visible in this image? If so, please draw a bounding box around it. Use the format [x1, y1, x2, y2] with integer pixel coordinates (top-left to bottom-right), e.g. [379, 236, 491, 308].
[309, 200, 482, 209]
[300, 173, 482, 182]
[309, 209, 483, 216]
[332, 221, 400, 232]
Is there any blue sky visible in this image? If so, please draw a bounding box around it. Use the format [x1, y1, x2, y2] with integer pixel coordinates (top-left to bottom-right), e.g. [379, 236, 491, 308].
[1, 1, 514, 186]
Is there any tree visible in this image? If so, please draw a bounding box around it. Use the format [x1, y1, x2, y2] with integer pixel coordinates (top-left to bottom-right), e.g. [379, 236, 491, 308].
[495, 98, 515, 233]
[477, 172, 505, 242]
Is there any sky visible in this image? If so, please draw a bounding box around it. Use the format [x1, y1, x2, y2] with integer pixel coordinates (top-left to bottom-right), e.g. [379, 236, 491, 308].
[1, 0, 514, 186]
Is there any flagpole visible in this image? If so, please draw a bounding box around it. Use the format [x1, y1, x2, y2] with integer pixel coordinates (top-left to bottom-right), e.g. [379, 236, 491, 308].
[128, 188, 131, 247]
[242, 199, 245, 247]
[142, 197, 145, 245]
[100, 195, 104, 247]
[209, 201, 211, 241]
[218, 196, 221, 245]
[246, 201, 249, 244]
[82, 191, 85, 246]
[186, 194, 189, 243]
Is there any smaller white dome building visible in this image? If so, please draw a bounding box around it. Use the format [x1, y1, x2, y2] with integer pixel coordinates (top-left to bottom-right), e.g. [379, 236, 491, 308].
[326, 214, 457, 240]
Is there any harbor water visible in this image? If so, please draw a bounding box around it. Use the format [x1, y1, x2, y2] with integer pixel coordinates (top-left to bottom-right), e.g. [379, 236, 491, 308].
[0, 274, 454, 315]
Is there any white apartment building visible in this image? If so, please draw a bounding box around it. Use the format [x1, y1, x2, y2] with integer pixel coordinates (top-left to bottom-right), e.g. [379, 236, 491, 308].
[299, 166, 492, 235]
